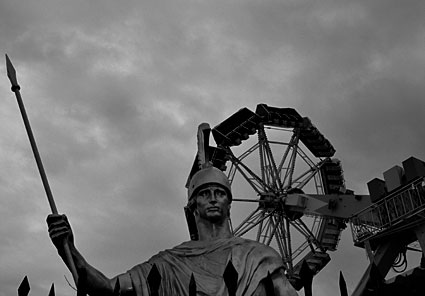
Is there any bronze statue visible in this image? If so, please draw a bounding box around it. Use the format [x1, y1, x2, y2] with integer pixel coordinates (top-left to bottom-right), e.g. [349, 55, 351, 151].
[47, 166, 298, 295]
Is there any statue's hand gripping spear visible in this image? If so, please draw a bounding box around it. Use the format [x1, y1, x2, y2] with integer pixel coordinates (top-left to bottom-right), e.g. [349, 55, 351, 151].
[5, 54, 79, 286]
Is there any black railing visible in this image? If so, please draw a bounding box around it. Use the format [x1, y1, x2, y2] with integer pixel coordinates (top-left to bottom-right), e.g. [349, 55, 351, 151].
[17, 267, 354, 296]
[18, 276, 55, 296]
[113, 260, 275, 296]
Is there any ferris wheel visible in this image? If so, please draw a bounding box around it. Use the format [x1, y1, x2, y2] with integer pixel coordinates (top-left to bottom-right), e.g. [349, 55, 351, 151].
[196, 104, 349, 289]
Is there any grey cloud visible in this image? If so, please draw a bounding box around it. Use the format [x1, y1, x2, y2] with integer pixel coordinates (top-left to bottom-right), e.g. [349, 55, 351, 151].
[1, 1, 425, 295]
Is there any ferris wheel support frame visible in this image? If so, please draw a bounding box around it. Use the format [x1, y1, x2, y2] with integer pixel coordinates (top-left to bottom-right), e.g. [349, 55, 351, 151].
[188, 104, 373, 291]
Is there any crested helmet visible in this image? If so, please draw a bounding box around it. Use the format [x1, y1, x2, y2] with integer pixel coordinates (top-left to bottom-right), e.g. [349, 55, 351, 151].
[187, 166, 232, 204]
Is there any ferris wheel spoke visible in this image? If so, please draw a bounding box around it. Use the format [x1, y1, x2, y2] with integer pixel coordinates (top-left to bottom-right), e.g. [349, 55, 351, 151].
[259, 215, 274, 245]
[227, 143, 260, 185]
[227, 163, 238, 185]
[279, 129, 301, 189]
[228, 153, 274, 194]
[283, 164, 322, 191]
[277, 140, 292, 175]
[310, 215, 323, 237]
[274, 219, 296, 272]
[233, 207, 275, 237]
[285, 218, 294, 272]
[258, 127, 282, 191]
[291, 240, 310, 261]
[266, 215, 284, 256]
[277, 132, 299, 174]
[235, 142, 260, 162]
[297, 165, 322, 189]
[256, 210, 266, 241]
[271, 215, 288, 256]
[281, 145, 298, 189]
[276, 217, 290, 259]
[265, 214, 285, 246]
[290, 218, 322, 251]
[226, 144, 256, 182]
[233, 207, 262, 236]
[295, 145, 318, 168]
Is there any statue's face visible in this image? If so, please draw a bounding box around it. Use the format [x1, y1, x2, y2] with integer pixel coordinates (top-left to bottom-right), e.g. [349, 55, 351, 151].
[194, 184, 231, 223]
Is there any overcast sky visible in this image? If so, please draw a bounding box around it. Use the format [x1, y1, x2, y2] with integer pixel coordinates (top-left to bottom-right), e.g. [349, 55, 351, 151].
[1, 1, 425, 295]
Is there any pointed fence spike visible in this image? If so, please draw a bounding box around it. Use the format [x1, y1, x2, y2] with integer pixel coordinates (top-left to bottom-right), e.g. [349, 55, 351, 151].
[18, 276, 30, 296]
[189, 273, 197, 296]
[339, 271, 348, 296]
[48, 283, 55, 296]
[223, 260, 238, 296]
[299, 260, 313, 296]
[147, 264, 161, 296]
[264, 272, 275, 296]
[113, 278, 121, 296]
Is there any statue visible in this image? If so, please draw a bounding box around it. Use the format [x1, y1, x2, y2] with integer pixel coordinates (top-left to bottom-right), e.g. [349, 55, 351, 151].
[47, 166, 298, 295]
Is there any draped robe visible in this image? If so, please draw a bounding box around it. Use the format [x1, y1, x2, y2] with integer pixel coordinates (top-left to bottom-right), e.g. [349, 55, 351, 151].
[117, 237, 298, 295]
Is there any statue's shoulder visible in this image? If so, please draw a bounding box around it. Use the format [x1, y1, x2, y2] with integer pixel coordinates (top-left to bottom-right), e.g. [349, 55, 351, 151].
[232, 236, 268, 247]
[152, 239, 216, 259]
[151, 237, 279, 259]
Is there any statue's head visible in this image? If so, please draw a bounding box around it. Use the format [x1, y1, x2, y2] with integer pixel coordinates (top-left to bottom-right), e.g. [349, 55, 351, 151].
[185, 166, 232, 240]
[187, 166, 232, 205]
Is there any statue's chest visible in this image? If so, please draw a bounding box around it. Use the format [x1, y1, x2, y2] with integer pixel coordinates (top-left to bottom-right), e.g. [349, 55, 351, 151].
[191, 248, 231, 276]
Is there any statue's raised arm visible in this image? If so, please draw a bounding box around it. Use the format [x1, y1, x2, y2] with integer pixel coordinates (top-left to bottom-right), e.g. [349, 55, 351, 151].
[47, 214, 117, 295]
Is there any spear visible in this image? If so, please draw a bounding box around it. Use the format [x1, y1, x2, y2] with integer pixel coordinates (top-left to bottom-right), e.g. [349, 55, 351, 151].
[5, 54, 79, 285]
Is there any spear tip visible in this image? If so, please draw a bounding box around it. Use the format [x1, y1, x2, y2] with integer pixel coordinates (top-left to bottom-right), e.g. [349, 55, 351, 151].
[5, 53, 20, 91]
